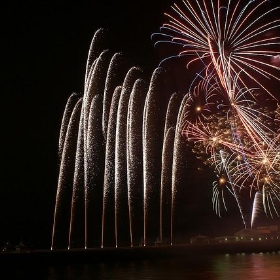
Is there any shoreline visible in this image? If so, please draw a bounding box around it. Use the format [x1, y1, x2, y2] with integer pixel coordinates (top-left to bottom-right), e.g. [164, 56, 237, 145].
[1, 240, 280, 264]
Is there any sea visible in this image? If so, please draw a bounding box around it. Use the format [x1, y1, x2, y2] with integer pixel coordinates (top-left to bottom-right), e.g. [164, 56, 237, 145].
[4, 251, 280, 280]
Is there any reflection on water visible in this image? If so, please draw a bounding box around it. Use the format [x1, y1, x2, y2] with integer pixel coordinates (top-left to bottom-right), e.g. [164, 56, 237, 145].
[5, 252, 280, 280]
[46, 253, 280, 280]
[212, 253, 280, 280]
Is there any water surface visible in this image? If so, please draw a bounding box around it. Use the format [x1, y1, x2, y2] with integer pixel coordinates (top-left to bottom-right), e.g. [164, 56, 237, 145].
[6, 252, 280, 280]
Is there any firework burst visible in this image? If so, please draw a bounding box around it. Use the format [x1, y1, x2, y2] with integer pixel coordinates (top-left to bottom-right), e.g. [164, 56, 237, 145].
[154, 0, 280, 227]
[153, 0, 280, 95]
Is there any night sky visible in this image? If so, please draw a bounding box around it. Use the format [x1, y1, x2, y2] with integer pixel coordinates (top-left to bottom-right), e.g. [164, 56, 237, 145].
[1, 0, 270, 249]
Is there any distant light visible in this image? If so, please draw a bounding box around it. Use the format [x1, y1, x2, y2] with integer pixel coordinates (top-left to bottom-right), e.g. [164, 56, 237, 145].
[212, 137, 217, 142]
[264, 177, 269, 182]
[219, 177, 226, 185]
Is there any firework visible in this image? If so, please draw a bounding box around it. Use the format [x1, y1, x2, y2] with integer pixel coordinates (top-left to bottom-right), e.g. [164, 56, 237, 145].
[154, 0, 280, 227]
[153, 0, 280, 96]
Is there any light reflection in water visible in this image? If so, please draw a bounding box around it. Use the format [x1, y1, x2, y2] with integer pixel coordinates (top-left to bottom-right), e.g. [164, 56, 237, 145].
[212, 253, 280, 280]
[45, 252, 280, 280]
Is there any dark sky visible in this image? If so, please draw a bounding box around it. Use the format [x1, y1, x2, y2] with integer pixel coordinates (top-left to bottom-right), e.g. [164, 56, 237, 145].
[0, 0, 258, 249]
